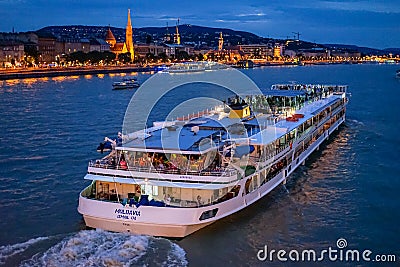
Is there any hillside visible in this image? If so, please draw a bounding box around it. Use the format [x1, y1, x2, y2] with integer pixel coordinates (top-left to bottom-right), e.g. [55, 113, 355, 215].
[38, 25, 276, 47]
[37, 25, 398, 55]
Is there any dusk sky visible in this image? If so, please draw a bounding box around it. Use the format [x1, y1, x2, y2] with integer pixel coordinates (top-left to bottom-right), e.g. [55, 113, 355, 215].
[1, 0, 399, 49]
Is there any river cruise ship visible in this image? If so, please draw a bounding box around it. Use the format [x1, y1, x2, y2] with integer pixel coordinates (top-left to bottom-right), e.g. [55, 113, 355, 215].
[78, 84, 348, 237]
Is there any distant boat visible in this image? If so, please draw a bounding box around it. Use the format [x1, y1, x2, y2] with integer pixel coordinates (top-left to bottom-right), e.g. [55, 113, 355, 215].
[166, 62, 206, 73]
[161, 62, 226, 74]
[396, 69, 400, 78]
[154, 65, 169, 72]
[234, 60, 254, 68]
[112, 77, 140, 90]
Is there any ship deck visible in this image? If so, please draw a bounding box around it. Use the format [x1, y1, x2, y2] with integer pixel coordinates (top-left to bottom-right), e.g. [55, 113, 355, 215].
[121, 90, 344, 151]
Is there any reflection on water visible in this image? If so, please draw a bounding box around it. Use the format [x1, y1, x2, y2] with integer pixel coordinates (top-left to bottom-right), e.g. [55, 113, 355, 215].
[179, 122, 360, 266]
[1, 76, 83, 88]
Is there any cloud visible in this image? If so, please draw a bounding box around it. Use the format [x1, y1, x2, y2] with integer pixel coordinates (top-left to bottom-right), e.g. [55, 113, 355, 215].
[156, 16, 180, 21]
[215, 19, 241, 23]
[236, 12, 266, 17]
[309, 0, 400, 14]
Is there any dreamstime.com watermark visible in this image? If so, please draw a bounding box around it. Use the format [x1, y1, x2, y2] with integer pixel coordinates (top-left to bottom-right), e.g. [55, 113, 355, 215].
[257, 238, 398, 263]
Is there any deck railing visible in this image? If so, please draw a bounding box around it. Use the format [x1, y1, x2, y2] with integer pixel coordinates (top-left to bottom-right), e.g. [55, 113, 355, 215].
[88, 160, 237, 177]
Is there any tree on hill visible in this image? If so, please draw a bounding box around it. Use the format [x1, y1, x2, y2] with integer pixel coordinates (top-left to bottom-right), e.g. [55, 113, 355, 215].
[64, 51, 116, 65]
[118, 52, 132, 63]
[103, 51, 116, 64]
[158, 52, 169, 63]
[67, 51, 87, 64]
[176, 51, 190, 61]
[146, 34, 152, 44]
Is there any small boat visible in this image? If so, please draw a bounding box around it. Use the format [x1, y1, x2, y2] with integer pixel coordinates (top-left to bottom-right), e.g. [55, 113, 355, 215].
[396, 69, 400, 78]
[166, 62, 206, 73]
[112, 77, 140, 90]
[234, 60, 254, 68]
[162, 62, 228, 74]
[154, 65, 169, 72]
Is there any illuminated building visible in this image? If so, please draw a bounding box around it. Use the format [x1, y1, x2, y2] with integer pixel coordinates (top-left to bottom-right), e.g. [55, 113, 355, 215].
[273, 44, 284, 58]
[238, 44, 272, 59]
[105, 9, 135, 61]
[0, 41, 24, 67]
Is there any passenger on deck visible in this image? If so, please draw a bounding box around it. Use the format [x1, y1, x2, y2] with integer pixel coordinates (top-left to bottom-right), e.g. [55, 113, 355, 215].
[164, 194, 171, 202]
[119, 158, 128, 170]
[197, 195, 203, 206]
[110, 157, 116, 167]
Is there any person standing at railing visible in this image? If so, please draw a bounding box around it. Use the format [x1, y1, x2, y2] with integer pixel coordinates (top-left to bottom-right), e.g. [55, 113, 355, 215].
[119, 155, 128, 170]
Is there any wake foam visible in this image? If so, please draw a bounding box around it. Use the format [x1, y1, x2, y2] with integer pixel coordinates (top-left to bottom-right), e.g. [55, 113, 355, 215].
[0, 236, 49, 265]
[20, 229, 187, 267]
[347, 119, 364, 126]
[166, 243, 188, 267]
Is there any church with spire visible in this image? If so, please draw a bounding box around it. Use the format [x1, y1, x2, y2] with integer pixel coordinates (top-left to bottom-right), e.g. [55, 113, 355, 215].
[105, 9, 135, 61]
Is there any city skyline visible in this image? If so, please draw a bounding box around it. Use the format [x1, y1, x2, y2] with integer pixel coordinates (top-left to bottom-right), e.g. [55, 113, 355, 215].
[0, 0, 399, 49]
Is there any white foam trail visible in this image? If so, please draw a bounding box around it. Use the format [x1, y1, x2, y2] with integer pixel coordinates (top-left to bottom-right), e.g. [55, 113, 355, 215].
[0, 236, 49, 265]
[166, 243, 188, 267]
[20, 229, 188, 267]
[348, 119, 364, 126]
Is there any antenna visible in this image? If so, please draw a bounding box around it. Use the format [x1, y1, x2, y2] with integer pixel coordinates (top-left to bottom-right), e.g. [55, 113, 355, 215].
[292, 32, 301, 41]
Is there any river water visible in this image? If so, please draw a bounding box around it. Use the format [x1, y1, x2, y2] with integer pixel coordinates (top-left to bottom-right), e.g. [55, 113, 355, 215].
[0, 64, 399, 266]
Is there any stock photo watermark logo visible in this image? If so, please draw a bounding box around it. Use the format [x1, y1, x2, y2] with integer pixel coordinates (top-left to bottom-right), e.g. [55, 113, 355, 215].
[121, 63, 273, 186]
[257, 238, 397, 263]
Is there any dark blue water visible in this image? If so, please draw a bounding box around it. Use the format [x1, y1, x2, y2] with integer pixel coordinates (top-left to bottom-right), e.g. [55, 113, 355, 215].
[0, 65, 399, 266]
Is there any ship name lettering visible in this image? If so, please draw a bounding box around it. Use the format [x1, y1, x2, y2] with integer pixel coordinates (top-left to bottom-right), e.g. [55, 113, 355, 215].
[115, 209, 141, 217]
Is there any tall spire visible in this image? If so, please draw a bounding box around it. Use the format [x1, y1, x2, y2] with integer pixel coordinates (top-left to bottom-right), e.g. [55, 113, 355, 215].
[218, 32, 224, 51]
[127, 9, 132, 28]
[174, 18, 181, 45]
[125, 8, 134, 61]
[164, 22, 171, 42]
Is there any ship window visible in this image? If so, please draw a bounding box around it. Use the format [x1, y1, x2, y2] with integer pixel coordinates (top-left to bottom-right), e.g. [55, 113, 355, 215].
[199, 208, 218, 221]
[143, 184, 152, 196]
[153, 186, 158, 196]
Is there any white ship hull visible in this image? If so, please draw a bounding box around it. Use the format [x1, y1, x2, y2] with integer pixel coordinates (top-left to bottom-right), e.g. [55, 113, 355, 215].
[78, 116, 345, 237]
[81, 214, 214, 237]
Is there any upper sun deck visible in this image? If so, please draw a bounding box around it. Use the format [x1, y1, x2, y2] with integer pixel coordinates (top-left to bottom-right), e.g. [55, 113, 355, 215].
[118, 84, 347, 153]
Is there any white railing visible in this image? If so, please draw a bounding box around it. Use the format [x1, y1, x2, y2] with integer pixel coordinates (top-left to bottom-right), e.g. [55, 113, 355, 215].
[88, 160, 237, 177]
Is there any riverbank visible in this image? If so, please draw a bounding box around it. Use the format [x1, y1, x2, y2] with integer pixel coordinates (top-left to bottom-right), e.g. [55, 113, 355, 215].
[0, 65, 156, 80]
[1, 60, 398, 81]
